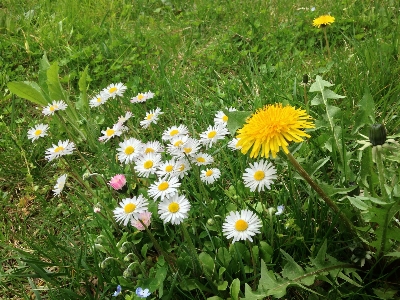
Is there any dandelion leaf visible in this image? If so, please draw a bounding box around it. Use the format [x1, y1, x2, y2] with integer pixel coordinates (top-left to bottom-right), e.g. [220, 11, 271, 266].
[7, 81, 48, 106]
[224, 110, 252, 135]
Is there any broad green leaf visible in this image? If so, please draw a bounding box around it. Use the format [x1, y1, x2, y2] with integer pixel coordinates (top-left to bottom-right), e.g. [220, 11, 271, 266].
[217, 247, 231, 267]
[225, 110, 252, 135]
[281, 250, 305, 280]
[373, 288, 398, 299]
[347, 196, 371, 210]
[244, 283, 266, 300]
[47, 62, 65, 100]
[385, 252, 400, 257]
[217, 280, 228, 291]
[230, 278, 240, 300]
[207, 297, 224, 300]
[353, 87, 375, 133]
[259, 241, 273, 263]
[38, 53, 50, 95]
[199, 252, 215, 277]
[7, 81, 48, 106]
[77, 65, 89, 112]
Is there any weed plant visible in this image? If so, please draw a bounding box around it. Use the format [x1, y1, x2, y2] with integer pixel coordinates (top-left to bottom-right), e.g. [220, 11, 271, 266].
[1, 0, 400, 299]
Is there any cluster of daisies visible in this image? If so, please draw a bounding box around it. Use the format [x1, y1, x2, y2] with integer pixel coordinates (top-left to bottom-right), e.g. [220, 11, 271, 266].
[27, 82, 282, 243]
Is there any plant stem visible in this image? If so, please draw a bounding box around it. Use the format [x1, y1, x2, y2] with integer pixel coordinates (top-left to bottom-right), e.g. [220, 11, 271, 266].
[323, 27, 331, 59]
[285, 152, 357, 238]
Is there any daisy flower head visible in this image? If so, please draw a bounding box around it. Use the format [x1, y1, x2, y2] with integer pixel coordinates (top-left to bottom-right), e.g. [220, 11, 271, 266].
[117, 111, 133, 126]
[243, 159, 277, 192]
[313, 14, 335, 28]
[236, 103, 314, 158]
[200, 168, 221, 184]
[45, 139, 75, 161]
[89, 91, 109, 108]
[162, 125, 189, 141]
[98, 123, 127, 142]
[148, 176, 181, 201]
[173, 137, 201, 158]
[199, 124, 230, 148]
[166, 135, 189, 157]
[113, 195, 149, 226]
[192, 152, 214, 166]
[140, 107, 164, 129]
[156, 158, 177, 179]
[214, 110, 229, 127]
[103, 82, 127, 99]
[222, 209, 262, 243]
[53, 174, 68, 196]
[134, 153, 162, 178]
[27, 123, 49, 142]
[143, 140, 164, 154]
[109, 174, 127, 190]
[117, 138, 144, 164]
[158, 193, 191, 225]
[130, 91, 154, 103]
[42, 100, 68, 116]
[131, 211, 152, 231]
[227, 138, 242, 151]
[174, 158, 191, 179]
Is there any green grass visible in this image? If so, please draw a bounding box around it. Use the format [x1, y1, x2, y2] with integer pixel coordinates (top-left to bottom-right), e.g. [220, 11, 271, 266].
[1, 0, 400, 299]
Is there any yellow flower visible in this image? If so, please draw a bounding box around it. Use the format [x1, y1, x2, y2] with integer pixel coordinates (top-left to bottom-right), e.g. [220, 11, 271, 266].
[313, 15, 335, 28]
[236, 104, 314, 158]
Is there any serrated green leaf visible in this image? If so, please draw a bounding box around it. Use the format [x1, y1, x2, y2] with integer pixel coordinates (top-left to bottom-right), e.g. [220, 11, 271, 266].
[309, 75, 334, 92]
[259, 241, 273, 263]
[323, 89, 346, 100]
[230, 278, 240, 300]
[7, 81, 48, 106]
[225, 110, 252, 135]
[244, 283, 266, 300]
[347, 196, 371, 210]
[326, 104, 341, 119]
[280, 250, 305, 280]
[337, 271, 362, 287]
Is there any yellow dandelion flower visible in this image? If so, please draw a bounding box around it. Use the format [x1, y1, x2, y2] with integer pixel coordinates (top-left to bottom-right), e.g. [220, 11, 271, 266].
[313, 15, 335, 28]
[236, 104, 314, 158]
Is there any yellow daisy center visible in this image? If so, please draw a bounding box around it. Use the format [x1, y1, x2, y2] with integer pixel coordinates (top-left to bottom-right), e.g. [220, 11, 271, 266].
[50, 105, 57, 111]
[207, 131, 217, 139]
[124, 146, 135, 155]
[109, 87, 117, 93]
[106, 129, 115, 137]
[54, 146, 64, 152]
[222, 115, 228, 122]
[146, 114, 154, 120]
[205, 170, 213, 177]
[137, 94, 144, 100]
[170, 129, 179, 136]
[145, 147, 155, 153]
[183, 147, 192, 154]
[174, 140, 183, 147]
[96, 97, 102, 102]
[197, 157, 205, 163]
[168, 202, 180, 213]
[144, 160, 154, 169]
[178, 164, 184, 172]
[158, 182, 169, 191]
[34, 129, 42, 136]
[124, 203, 136, 214]
[165, 165, 174, 172]
[254, 170, 265, 181]
[235, 219, 248, 231]
[236, 103, 314, 158]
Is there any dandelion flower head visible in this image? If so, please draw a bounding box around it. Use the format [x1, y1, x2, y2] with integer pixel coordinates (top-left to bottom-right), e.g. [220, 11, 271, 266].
[313, 15, 335, 28]
[236, 104, 314, 158]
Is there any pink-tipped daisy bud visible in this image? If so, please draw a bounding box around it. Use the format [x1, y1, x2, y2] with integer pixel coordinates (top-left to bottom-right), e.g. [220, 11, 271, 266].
[109, 174, 127, 191]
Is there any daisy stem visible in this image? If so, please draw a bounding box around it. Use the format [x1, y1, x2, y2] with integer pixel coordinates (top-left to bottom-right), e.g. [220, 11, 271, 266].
[323, 27, 331, 59]
[285, 152, 358, 239]
[139, 219, 176, 271]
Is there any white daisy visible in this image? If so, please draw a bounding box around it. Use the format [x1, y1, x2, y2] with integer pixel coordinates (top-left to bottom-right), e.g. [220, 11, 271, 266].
[173, 137, 201, 158]
[45, 139, 75, 161]
[102, 82, 127, 99]
[134, 153, 162, 178]
[192, 152, 214, 166]
[117, 138, 144, 164]
[98, 123, 127, 142]
[156, 158, 177, 179]
[148, 176, 181, 201]
[166, 135, 189, 157]
[200, 168, 221, 184]
[199, 124, 230, 148]
[89, 92, 109, 108]
[227, 138, 242, 151]
[53, 174, 68, 196]
[27, 123, 49, 142]
[143, 140, 164, 154]
[140, 107, 164, 129]
[42, 100, 68, 116]
[117, 111, 133, 126]
[158, 193, 191, 225]
[113, 195, 149, 226]
[162, 125, 189, 141]
[214, 111, 229, 127]
[130, 91, 154, 103]
[242, 159, 277, 192]
[173, 158, 191, 179]
[222, 209, 262, 243]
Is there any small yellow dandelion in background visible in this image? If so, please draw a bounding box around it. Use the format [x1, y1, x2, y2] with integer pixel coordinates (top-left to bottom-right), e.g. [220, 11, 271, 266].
[236, 104, 314, 158]
[313, 15, 335, 28]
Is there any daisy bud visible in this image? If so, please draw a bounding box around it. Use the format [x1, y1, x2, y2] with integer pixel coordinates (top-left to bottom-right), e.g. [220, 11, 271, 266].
[109, 174, 127, 191]
[369, 123, 387, 146]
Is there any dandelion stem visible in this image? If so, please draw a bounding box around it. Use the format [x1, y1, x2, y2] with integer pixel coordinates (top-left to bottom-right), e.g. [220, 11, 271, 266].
[285, 152, 357, 238]
[323, 27, 331, 59]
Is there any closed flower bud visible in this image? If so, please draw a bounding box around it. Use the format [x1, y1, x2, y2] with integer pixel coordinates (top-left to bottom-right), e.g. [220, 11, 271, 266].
[369, 123, 387, 146]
